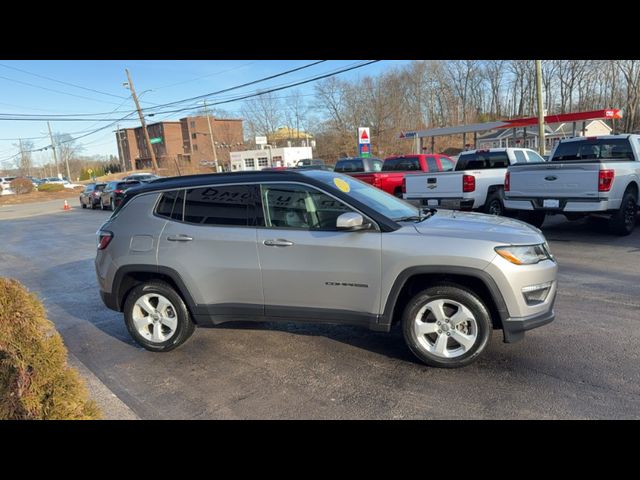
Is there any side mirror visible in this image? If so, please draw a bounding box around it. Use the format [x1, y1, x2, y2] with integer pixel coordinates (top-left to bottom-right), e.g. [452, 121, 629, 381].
[336, 212, 371, 231]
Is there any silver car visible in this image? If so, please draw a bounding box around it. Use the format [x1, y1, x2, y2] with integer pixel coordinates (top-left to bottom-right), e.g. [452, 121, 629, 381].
[95, 170, 557, 368]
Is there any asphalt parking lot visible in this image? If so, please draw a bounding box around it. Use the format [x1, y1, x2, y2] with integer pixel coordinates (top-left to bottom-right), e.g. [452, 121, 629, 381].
[1, 199, 639, 419]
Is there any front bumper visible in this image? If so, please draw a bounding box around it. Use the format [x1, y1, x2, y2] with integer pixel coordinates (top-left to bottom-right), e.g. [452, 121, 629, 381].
[502, 301, 555, 343]
[504, 197, 611, 213]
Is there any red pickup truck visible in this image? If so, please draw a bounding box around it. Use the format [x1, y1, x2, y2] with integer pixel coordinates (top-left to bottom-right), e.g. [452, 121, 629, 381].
[347, 154, 455, 197]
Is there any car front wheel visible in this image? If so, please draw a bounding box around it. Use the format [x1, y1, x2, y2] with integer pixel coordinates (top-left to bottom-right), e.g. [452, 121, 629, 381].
[123, 281, 196, 352]
[402, 284, 492, 368]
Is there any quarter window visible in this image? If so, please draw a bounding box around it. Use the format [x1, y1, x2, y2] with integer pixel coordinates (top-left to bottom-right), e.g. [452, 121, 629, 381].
[155, 190, 184, 221]
[183, 185, 254, 226]
[260, 183, 353, 231]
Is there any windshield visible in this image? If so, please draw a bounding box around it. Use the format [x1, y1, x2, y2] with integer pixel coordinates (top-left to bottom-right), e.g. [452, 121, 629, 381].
[551, 138, 633, 162]
[301, 171, 421, 221]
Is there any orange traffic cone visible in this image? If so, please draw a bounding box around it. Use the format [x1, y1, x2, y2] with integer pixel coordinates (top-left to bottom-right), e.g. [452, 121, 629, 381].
[63, 200, 71, 211]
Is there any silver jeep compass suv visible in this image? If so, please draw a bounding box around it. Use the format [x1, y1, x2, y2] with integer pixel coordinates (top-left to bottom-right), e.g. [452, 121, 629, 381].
[95, 170, 557, 368]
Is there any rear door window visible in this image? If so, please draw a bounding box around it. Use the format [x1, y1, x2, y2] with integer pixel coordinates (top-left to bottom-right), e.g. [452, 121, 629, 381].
[513, 150, 528, 163]
[426, 157, 438, 171]
[455, 151, 510, 170]
[183, 185, 254, 226]
[382, 157, 420, 171]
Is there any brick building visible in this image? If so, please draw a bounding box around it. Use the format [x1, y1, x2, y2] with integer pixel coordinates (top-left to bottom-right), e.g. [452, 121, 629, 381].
[116, 116, 244, 170]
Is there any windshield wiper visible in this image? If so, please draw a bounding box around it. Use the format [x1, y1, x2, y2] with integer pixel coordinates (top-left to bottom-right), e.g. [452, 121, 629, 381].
[395, 208, 436, 223]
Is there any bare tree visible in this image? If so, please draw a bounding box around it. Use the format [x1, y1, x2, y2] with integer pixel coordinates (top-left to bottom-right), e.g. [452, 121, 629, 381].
[241, 92, 284, 145]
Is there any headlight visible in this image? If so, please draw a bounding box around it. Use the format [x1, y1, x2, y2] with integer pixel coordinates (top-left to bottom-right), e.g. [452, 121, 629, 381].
[495, 244, 553, 265]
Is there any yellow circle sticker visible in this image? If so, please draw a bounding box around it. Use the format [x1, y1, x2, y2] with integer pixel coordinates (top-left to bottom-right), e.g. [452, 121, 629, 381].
[333, 178, 351, 193]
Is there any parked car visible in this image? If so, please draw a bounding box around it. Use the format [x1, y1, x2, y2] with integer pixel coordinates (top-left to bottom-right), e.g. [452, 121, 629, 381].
[100, 180, 141, 210]
[122, 173, 161, 183]
[334, 157, 383, 175]
[296, 159, 325, 167]
[79, 183, 107, 209]
[404, 148, 545, 216]
[0, 176, 16, 195]
[95, 170, 557, 368]
[354, 154, 456, 197]
[504, 135, 640, 234]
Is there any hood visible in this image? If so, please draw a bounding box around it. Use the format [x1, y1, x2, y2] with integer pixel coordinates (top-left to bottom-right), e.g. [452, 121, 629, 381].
[410, 210, 546, 245]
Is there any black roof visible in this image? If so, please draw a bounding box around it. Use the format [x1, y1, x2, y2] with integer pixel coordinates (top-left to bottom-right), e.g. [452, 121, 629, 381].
[124, 170, 308, 196]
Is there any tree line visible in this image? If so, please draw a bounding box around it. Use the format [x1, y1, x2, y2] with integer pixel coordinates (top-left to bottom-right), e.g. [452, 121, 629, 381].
[242, 60, 640, 161]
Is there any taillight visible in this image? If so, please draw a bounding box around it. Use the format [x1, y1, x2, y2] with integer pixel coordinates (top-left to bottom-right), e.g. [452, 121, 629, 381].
[97, 231, 113, 250]
[505, 171, 510, 192]
[402, 177, 406, 194]
[114, 189, 123, 194]
[463, 174, 476, 192]
[598, 169, 614, 192]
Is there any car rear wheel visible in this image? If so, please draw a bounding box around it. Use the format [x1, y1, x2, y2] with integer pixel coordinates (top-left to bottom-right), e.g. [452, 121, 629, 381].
[484, 191, 504, 216]
[81, 201, 86, 209]
[609, 190, 637, 236]
[402, 284, 492, 368]
[123, 281, 196, 352]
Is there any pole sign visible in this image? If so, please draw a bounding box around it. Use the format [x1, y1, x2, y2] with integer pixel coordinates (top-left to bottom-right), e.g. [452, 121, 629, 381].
[358, 127, 371, 157]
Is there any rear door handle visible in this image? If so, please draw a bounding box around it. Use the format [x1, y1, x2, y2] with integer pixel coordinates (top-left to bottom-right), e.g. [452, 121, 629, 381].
[263, 239, 294, 247]
[167, 234, 193, 242]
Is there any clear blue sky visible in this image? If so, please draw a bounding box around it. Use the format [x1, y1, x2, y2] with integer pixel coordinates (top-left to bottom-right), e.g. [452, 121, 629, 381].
[0, 60, 410, 169]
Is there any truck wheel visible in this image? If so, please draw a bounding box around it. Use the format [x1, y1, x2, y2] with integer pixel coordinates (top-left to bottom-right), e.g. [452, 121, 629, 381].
[81, 202, 86, 209]
[123, 281, 196, 352]
[402, 284, 492, 368]
[394, 188, 403, 198]
[609, 190, 638, 236]
[519, 211, 546, 228]
[484, 191, 504, 216]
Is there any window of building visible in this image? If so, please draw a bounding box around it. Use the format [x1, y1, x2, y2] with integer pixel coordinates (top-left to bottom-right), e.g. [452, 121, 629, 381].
[272, 156, 283, 162]
[190, 121, 195, 129]
[193, 144, 198, 151]
[183, 185, 253, 226]
[259, 183, 352, 231]
[192, 133, 197, 139]
[245, 158, 255, 168]
[258, 157, 268, 167]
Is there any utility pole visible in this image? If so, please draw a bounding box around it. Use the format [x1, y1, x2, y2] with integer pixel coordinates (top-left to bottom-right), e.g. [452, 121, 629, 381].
[203, 99, 219, 172]
[115, 124, 126, 173]
[535, 60, 546, 155]
[47, 121, 60, 177]
[125, 69, 158, 174]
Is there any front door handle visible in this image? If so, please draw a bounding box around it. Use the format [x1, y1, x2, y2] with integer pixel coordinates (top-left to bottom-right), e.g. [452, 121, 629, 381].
[167, 234, 193, 242]
[263, 239, 294, 247]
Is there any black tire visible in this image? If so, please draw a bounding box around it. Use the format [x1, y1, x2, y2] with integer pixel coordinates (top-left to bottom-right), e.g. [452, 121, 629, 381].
[519, 210, 546, 228]
[91, 200, 97, 210]
[123, 281, 196, 352]
[401, 283, 492, 368]
[609, 189, 638, 236]
[484, 190, 504, 216]
[81, 201, 87, 209]
[394, 188, 403, 198]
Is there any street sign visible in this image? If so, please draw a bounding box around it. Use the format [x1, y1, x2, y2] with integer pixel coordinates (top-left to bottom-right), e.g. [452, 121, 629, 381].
[255, 136, 267, 145]
[358, 127, 370, 144]
[150, 137, 162, 144]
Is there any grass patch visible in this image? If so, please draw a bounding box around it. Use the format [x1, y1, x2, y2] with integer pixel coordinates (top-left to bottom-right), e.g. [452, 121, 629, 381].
[37, 183, 64, 192]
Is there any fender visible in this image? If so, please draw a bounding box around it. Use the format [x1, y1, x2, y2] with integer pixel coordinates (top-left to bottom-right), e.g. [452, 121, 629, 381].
[379, 265, 510, 328]
[111, 264, 199, 316]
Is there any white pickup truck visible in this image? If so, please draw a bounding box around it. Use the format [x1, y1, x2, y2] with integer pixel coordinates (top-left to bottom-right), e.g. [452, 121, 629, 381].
[403, 148, 545, 216]
[504, 135, 640, 235]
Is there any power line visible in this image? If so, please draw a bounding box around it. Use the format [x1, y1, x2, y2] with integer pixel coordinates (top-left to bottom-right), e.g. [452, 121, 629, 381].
[0, 62, 128, 100]
[151, 61, 258, 90]
[0, 73, 128, 106]
[142, 60, 328, 112]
